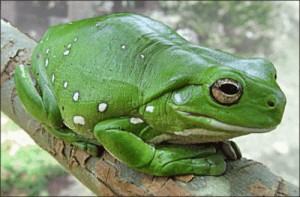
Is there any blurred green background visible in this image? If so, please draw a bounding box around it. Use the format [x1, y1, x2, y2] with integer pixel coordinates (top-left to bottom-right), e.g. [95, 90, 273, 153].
[1, 1, 299, 196]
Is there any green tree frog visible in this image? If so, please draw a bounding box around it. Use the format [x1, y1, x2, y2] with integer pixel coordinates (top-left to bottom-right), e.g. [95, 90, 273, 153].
[14, 13, 286, 176]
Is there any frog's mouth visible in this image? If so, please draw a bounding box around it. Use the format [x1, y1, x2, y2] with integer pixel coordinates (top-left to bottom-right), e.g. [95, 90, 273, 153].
[177, 110, 276, 133]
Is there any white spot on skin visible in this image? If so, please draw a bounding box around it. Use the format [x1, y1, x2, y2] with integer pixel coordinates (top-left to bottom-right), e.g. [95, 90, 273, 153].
[174, 93, 182, 103]
[73, 92, 79, 101]
[146, 106, 154, 113]
[64, 50, 70, 56]
[73, 116, 85, 125]
[74, 37, 78, 42]
[140, 54, 145, 59]
[67, 44, 72, 49]
[51, 74, 55, 84]
[46, 48, 50, 54]
[45, 59, 48, 67]
[98, 103, 108, 112]
[130, 117, 144, 124]
[121, 45, 126, 50]
[63, 81, 68, 88]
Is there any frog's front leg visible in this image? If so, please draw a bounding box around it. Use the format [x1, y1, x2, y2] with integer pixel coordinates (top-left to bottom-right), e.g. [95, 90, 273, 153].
[93, 117, 227, 176]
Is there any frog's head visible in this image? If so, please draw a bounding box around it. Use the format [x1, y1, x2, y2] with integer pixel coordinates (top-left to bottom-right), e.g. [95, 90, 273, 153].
[168, 56, 286, 140]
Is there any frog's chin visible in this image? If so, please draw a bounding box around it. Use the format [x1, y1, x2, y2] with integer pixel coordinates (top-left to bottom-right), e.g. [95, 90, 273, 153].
[177, 111, 276, 133]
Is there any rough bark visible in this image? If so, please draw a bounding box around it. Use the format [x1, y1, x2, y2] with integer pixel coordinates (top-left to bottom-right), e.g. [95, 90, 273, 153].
[1, 19, 299, 196]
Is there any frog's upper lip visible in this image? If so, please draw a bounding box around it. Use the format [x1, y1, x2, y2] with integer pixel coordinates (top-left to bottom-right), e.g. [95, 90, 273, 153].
[177, 110, 276, 133]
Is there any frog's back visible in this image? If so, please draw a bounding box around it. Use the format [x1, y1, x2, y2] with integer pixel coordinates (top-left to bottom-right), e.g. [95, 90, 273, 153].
[31, 13, 188, 135]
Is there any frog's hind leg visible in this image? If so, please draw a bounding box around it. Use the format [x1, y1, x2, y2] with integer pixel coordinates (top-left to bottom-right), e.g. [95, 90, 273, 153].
[44, 125, 101, 156]
[14, 65, 100, 156]
[14, 64, 62, 128]
[14, 64, 48, 124]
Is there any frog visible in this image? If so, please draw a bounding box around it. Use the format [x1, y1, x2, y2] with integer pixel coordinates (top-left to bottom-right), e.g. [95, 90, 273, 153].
[14, 13, 286, 176]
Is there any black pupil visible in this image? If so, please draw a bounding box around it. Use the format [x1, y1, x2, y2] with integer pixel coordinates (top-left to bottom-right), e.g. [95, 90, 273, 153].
[220, 83, 239, 95]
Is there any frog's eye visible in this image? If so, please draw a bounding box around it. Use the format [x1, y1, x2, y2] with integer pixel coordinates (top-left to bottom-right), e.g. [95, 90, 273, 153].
[210, 78, 243, 106]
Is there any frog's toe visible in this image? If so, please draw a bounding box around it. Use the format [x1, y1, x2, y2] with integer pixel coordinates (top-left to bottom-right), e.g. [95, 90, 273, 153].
[86, 143, 103, 156]
[206, 154, 226, 175]
[188, 154, 226, 176]
[72, 141, 102, 157]
[220, 140, 242, 160]
[157, 156, 226, 176]
[157, 158, 209, 176]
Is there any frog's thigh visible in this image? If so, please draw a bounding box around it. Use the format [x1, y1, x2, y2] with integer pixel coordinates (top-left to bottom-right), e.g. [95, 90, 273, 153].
[44, 125, 100, 156]
[14, 64, 62, 128]
[93, 118, 155, 168]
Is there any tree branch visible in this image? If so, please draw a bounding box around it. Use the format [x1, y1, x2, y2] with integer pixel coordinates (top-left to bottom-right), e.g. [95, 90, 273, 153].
[1, 19, 299, 196]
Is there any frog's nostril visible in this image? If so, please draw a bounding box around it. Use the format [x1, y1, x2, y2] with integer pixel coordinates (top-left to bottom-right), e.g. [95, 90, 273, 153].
[265, 94, 278, 109]
[267, 100, 276, 108]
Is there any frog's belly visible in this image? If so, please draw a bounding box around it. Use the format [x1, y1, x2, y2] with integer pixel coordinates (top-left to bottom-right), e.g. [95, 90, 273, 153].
[148, 128, 242, 144]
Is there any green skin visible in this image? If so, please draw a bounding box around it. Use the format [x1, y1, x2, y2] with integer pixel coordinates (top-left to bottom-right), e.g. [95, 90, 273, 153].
[14, 13, 286, 176]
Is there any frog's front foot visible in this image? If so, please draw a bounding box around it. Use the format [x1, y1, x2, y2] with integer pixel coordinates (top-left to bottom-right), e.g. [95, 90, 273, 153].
[93, 118, 233, 176]
[138, 144, 227, 176]
[219, 140, 242, 160]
